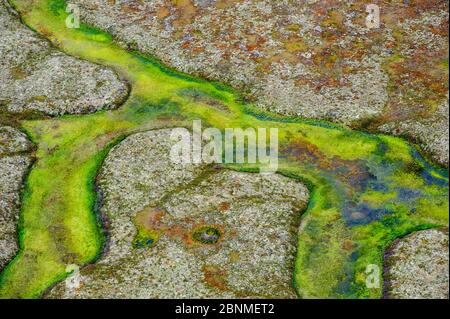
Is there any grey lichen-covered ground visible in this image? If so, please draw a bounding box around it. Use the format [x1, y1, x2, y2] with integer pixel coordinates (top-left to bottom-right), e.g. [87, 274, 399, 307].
[0, 126, 32, 270]
[384, 228, 449, 299]
[67, 0, 449, 166]
[0, 1, 128, 117]
[47, 129, 309, 298]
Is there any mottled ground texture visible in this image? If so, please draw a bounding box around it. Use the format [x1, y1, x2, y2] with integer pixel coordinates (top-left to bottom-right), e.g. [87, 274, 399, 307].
[67, 0, 449, 166]
[0, 126, 32, 270]
[47, 129, 309, 298]
[384, 228, 449, 299]
[0, 1, 128, 117]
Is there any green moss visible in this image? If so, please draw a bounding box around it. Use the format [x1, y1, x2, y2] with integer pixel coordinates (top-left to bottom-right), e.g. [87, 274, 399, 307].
[27, 95, 48, 103]
[10, 66, 29, 80]
[48, 0, 65, 15]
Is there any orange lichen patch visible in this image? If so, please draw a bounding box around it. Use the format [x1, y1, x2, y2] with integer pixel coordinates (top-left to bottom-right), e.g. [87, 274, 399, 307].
[215, 43, 228, 51]
[312, 75, 341, 91]
[119, 1, 142, 14]
[215, 0, 242, 10]
[181, 41, 191, 49]
[218, 202, 230, 212]
[430, 20, 449, 36]
[203, 265, 228, 291]
[374, 1, 449, 123]
[246, 34, 267, 52]
[156, 6, 170, 20]
[37, 25, 54, 39]
[165, 224, 191, 243]
[294, 78, 310, 87]
[133, 206, 226, 248]
[162, 222, 224, 247]
[311, 0, 341, 17]
[229, 251, 240, 263]
[191, 46, 205, 55]
[268, 51, 301, 65]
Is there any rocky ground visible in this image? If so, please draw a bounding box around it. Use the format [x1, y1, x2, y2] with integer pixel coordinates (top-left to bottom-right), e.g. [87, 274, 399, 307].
[384, 228, 449, 299]
[0, 126, 32, 270]
[1, 0, 448, 299]
[47, 129, 310, 298]
[67, 0, 449, 166]
[0, 1, 128, 117]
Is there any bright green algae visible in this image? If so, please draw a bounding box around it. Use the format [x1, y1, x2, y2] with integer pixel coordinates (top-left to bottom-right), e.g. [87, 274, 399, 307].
[0, 0, 448, 299]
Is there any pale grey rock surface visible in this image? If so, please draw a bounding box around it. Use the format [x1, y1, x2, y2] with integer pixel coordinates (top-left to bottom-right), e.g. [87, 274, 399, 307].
[384, 228, 449, 299]
[47, 129, 309, 299]
[0, 126, 32, 270]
